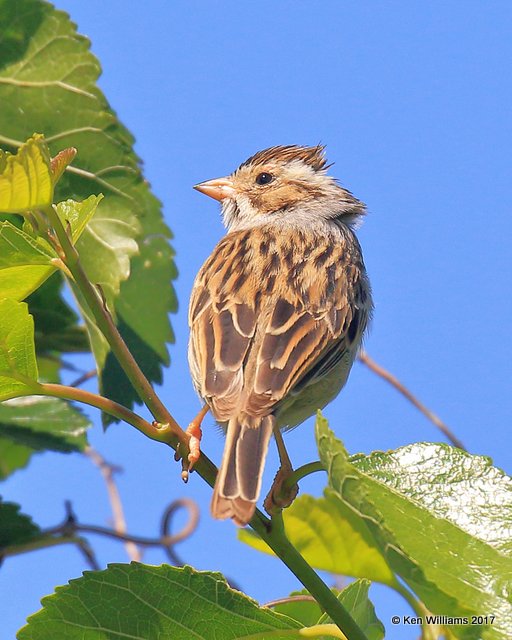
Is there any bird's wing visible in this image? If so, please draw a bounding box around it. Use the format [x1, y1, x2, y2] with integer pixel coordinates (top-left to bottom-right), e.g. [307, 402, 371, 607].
[188, 230, 258, 421]
[188, 226, 370, 422]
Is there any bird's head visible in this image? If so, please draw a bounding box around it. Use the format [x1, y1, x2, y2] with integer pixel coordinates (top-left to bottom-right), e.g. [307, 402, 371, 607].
[194, 145, 365, 231]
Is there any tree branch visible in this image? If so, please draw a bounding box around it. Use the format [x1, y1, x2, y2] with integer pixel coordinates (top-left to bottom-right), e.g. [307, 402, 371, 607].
[1, 535, 98, 570]
[70, 369, 97, 387]
[35, 383, 174, 444]
[2, 499, 200, 568]
[43, 204, 187, 451]
[160, 498, 200, 566]
[358, 351, 465, 450]
[250, 512, 368, 640]
[85, 446, 141, 562]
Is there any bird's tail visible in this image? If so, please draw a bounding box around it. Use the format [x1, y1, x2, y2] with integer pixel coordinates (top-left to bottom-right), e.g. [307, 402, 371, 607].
[211, 415, 274, 526]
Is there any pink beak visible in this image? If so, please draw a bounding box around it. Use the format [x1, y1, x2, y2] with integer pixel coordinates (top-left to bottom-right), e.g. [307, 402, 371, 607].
[193, 177, 236, 201]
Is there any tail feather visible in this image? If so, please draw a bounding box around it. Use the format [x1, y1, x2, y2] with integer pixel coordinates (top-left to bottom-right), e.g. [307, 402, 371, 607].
[211, 415, 274, 526]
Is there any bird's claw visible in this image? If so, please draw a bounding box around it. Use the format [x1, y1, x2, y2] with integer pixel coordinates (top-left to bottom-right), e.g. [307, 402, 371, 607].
[175, 419, 203, 483]
[263, 466, 299, 516]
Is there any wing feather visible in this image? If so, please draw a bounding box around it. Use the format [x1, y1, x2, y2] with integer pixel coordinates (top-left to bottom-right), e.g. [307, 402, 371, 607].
[188, 225, 371, 424]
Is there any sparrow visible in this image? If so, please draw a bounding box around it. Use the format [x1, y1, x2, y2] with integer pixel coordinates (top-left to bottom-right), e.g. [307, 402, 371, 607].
[189, 145, 372, 526]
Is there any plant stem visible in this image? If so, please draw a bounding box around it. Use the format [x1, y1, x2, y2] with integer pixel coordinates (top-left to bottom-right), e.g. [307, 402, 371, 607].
[393, 581, 427, 621]
[43, 205, 185, 446]
[31, 380, 220, 496]
[2, 535, 88, 558]
[32, 382, 220, 490]
[250, 512, 368, 640]
[264, 594, 317, 608]
[358, 351, 465, 450]
[37, 383, 170, 442]
[284, 461, 325, 492]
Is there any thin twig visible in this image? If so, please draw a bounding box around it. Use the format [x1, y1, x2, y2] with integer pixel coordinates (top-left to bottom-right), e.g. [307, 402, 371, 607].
[358, 351, 466, 450]
[284, 461, 325, 492]
[34, 383, 173, 444]
[85, 446, 141, 562]
[160, 498, 200, 566]
[0, 535, 99, 570]
[70, 369, 97, 387]
[74, 536, 100, 570]
[3, 498, 201, 568]
[264, 594, 317, 608]
[38, 500, 199, 550]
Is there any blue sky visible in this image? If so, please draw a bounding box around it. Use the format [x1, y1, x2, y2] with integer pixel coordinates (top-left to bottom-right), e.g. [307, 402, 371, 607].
[2, 2, 512, 638]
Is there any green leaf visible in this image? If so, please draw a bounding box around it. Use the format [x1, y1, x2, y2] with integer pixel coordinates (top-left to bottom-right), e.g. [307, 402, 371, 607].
[0, 0, 176, 404]
[35, 356, 62, 384]
[0, 437, 32, 478]
[316, 413, 512, 640]
[115, 234, 177, 362]
[352, 444, 512, 555]
[0, 395, 89, 453]
[27, 272, 90, 354]
[0, 298, 38, 400]
[0, 134, 52, 213]
[101, 236, 177, 425]
[0, 220, 54, 300]
[0, 499, 41, 548]
[239, 493, 396, 587]
[70, 199, 138, 305]
[55, 194, 103, 243]
[0, 193, 103, 303]
[318, 581, 384, 640]
[18, 563, 302, 640]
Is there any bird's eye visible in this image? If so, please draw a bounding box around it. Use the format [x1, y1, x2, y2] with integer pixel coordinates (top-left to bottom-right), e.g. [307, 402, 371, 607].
[255, 172, 274, 185]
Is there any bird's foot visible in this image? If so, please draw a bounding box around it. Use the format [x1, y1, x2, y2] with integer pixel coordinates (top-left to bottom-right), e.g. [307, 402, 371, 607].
[263, 464, 299, 517]
[175, 405, 209, 482]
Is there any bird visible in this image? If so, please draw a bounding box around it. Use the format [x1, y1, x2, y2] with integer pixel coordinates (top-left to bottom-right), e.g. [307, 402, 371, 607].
[188, 144, 372, 526]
